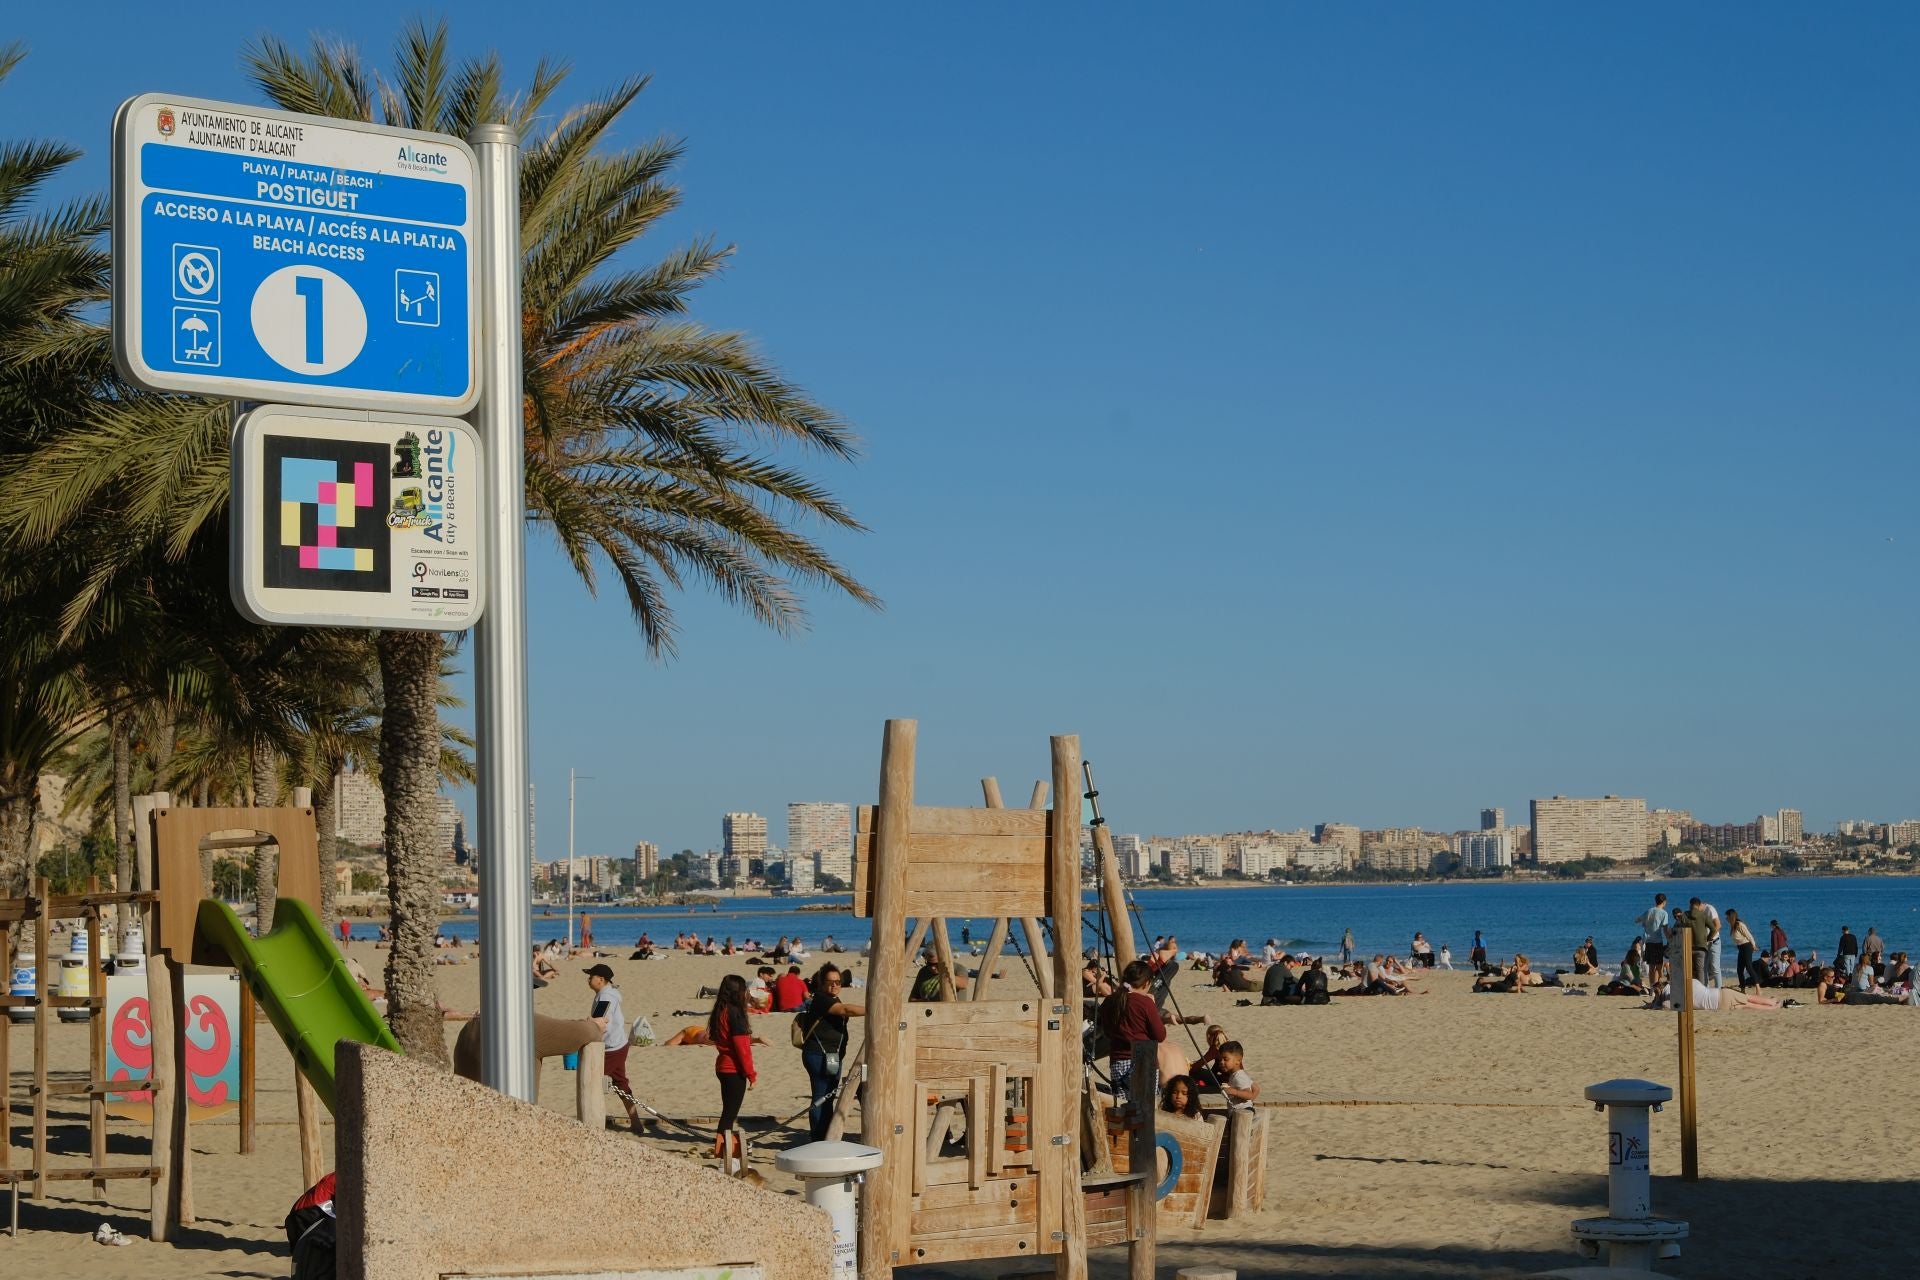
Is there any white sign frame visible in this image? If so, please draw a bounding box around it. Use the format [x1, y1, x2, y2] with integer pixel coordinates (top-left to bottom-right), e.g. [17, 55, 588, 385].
[230, 404, 486, 630]
[113, 92, 479, 413]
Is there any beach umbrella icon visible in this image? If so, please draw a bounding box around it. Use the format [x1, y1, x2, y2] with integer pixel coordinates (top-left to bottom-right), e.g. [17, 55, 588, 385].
[179, 314, 213, 360]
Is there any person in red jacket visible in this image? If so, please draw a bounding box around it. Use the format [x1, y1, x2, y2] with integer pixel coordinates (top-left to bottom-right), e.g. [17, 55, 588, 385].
[772, 964, 808, 1012]
[709, 973, 756, 1162]
[1099, 960, 1166, 1099]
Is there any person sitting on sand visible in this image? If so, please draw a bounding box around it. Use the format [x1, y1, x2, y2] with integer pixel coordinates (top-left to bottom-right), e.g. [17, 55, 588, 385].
[1299, 958, 1330, 1005]
[1260, 956, 1298, 1005]
[1161, 1074, 1202, 1118]
[1411, 933, 1434, 968]
[532, 947, 559, 988]
[747, 966, 775, 1013]
[1213, 952, 1259, 993]
[1361, 955, 1409, 996]
[822, 935, 844, 953]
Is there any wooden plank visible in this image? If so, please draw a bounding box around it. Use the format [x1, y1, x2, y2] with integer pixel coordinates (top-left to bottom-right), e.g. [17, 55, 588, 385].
[915, 1086, 939, 1197]
[858, 805, 1049, 837]
[904, 889, 1049, 920]
[907, 999, 1042, 1025]
[967, 1076, 987, 1189]
[904, 1229, 1042, 1265]
[917, 1175, 1033, 1210]
[170, 958, 194, 1225]
[972, 918, 1010, 1002]
[1034, 989, 1060, 1253]
[855, 833, 1049, 867]
[911, 1194, 1037, 1236]
[989, 1063, 1010, 1176]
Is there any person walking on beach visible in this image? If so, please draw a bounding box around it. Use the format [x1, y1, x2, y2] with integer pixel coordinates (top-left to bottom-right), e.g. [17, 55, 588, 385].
[1862, 926, 1885, 976]
[1637, 894, 1671, 985]
[1727, 909, 1758, 990]
[797, 963, 863, 1141]
[1836, 926, 1859, 978]
[1340, 928, 1355, 966]
[1470, 931, 1487, 972]
[1769, 919, 1788, 955]
[708, 973, 756, 1163]
[584, 964, 642, 1132]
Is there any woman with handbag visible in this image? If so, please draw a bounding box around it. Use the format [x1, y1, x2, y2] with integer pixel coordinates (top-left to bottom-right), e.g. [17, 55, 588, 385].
[797, 963, 864, 1140]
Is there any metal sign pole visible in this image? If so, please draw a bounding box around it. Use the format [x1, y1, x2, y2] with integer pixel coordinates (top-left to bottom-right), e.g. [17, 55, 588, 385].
[470, 122, 534, 1100]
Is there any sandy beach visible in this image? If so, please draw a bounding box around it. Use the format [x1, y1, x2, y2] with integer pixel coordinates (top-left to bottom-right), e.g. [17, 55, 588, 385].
[5, 944, 1915, 1279]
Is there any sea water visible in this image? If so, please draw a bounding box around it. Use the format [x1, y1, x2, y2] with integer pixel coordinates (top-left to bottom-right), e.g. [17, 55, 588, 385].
[380, 875, 1920, 968]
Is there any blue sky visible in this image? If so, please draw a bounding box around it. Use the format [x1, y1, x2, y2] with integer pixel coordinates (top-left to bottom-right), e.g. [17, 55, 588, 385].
[11, 7, 1920, 855]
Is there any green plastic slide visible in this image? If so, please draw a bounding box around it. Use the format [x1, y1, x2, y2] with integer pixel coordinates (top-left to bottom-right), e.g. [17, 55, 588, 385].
[194, 896, 401, 1113]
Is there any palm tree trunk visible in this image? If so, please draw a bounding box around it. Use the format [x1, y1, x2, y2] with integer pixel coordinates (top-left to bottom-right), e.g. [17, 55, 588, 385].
[111, 709, 134, 938]
[377, 629, 449, 1064]
[314, 761, 340, 931]
[251, 737, 279, 934]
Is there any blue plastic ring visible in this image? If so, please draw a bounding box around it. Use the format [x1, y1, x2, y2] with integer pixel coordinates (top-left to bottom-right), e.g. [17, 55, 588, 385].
[1153, 1132, 1182, 1200]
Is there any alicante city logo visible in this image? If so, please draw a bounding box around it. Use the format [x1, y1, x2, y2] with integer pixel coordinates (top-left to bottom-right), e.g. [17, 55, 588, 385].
[156, 106, 175, 138]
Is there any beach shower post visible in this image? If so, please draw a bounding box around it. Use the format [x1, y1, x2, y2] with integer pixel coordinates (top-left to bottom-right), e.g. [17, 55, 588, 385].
[1565, 1078, 1689, 1273]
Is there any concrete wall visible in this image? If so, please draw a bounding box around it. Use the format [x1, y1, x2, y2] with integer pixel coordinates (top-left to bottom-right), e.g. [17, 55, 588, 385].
[335, 1042, 834, 1280]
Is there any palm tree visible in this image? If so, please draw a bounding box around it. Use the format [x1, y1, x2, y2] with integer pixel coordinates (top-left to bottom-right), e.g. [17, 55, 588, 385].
[0, 45, 120, 919]
[2, 22, 877, 1056]
[238, 22, 878, 1060]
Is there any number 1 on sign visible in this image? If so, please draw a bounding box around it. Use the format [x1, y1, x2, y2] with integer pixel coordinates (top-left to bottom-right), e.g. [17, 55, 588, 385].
[250, 265, 369, 376]
[294, 275, 325, 365]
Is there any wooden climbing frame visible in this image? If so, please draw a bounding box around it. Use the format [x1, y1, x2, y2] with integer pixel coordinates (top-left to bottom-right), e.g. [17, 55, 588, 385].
[850, 720, 1155, 1280]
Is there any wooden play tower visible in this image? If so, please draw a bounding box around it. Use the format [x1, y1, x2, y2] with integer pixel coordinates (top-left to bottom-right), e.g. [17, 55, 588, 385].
[852, 720, 1154, 1280]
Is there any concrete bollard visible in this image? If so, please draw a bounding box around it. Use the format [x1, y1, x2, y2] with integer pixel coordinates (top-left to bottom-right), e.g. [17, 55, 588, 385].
[775, 1140, 883, 1278]
[1567, 1079, 1689, 1272]
[575, 1041, 605, 1128]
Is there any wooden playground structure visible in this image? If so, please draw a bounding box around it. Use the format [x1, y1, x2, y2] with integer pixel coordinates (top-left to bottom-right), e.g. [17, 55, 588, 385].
[850, 721, 1158, 1280]
[0, 795, 328, 1237]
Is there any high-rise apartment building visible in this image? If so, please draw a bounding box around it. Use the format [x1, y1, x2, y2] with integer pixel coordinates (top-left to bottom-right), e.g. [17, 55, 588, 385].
[787, 802, 854, 883]
[1776, 809, 1804, 843]
[335, 770, 385, 847]
[1530, 795, 1648, 864]
[1884, 821, 1920, 848]
[1480, 808, 1505, 831]
[723, 812, 768, 863]
[1314, 823, 1362, 868]
[1455, 830, 1513, 871]
[633, 840, 659, 882]
[1111, 834, 1150, 879]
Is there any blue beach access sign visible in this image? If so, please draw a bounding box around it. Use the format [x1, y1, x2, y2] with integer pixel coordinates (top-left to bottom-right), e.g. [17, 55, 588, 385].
[112, 94, 478, 413]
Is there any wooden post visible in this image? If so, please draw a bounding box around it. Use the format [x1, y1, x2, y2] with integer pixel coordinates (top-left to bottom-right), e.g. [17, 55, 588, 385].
[1093, 826, 1136, 970]
[980, 777, 1004, 809]
[239, 982, 256, 1153]
[1127, 1042, 1159, 1280]
[295, 1068, 325, 1188]
[146, 951, 177, 1239]
[1676, 927, 1698, 1181]
[576, 1041, 606, 1129]
[930, 919, 960, 1001]
[169, 958, 194, 1225]
[825, 1039, 867, 1141]
[132, 792, 168, 898]
[31, 878, 48, 1200]
[971, 918, 1009, 1002]
[859, 718, 915, 1280]
[1021, 919, 1055, 999]
[87, 888, 106, 1197]
[1048, 736, 1088, 1280]
[1028, 780, 1049, 811]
